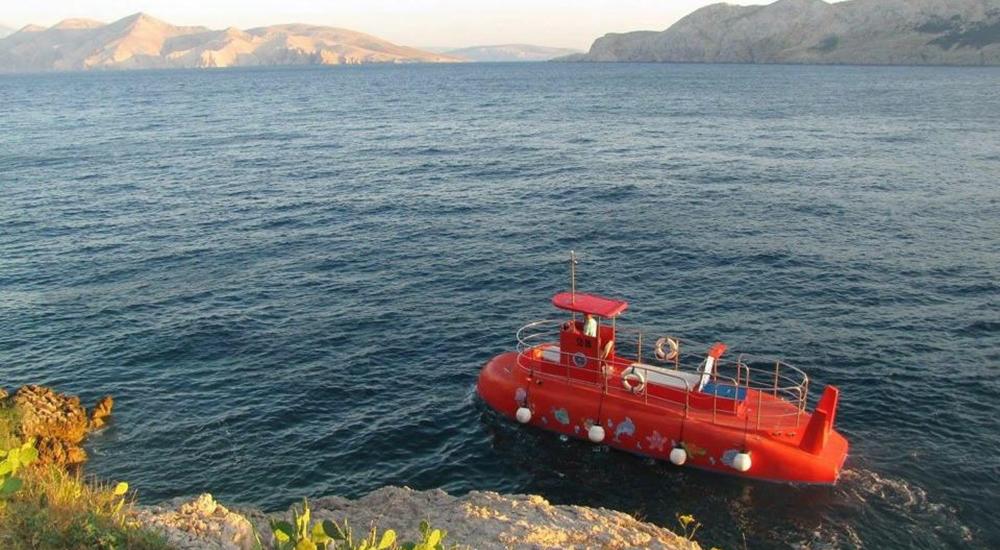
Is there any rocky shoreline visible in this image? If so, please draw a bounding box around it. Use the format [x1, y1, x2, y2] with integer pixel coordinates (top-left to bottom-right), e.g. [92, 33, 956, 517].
[2, 384, 113, 468]
[138, 487, 700, 550]
[3, 384, 698, 549]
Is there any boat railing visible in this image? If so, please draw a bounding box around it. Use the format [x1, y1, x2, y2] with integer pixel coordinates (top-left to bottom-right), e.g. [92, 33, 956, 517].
[515, 320, 810, 430]
[610, 324, 811, 423]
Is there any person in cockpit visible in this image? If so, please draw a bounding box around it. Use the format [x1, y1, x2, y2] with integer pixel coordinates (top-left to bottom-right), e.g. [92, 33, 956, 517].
[583, 313, 598, 338]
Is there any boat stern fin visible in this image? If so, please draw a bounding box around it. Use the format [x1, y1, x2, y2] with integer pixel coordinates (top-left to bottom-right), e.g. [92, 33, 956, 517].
[800, 385, 839, 455]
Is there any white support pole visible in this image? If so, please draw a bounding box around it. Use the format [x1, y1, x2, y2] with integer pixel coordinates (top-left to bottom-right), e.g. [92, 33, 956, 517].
[569, 250, 577, 304]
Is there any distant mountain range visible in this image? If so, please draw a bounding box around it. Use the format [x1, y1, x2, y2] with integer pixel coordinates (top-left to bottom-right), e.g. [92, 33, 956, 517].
[562, 0, 1000, 65]
[0, 25, 14, 39]
[0, 13, 459, 73]
[444, 44, 580, 62]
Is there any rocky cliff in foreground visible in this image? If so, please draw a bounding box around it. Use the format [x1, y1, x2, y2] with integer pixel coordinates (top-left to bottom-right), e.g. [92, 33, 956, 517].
[139, 487, 699, 550]
[0, 13, 459, 73]
[563, 0, 1000, 66]
[3, 384, 697, 549]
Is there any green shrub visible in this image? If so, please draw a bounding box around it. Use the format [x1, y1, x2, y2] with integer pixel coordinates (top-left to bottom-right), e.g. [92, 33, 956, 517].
[403, 520, 449, 550]
[1, 439, 38, 500]
[0, 402, 169, 550]
[271, 499, 453, 550]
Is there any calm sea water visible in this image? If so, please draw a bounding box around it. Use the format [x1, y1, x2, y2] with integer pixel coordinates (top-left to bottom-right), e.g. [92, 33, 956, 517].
[1, 62, 998, 549]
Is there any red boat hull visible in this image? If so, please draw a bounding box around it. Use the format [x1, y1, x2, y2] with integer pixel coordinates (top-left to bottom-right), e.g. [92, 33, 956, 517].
[478, 351, 849, 484]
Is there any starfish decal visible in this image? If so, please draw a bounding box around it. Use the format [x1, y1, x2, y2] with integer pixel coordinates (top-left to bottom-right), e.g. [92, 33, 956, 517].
[645, 430, 667, 452]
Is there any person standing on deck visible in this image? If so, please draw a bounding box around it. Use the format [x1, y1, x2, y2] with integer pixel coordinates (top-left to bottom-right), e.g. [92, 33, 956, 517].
[583, 313, 598, 337]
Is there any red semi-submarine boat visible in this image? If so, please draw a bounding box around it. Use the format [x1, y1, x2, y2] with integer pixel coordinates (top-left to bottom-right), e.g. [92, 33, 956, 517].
[478, 256, 848, 484]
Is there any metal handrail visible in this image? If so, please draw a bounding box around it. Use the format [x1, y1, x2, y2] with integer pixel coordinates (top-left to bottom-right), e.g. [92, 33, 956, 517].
[514, 320, 811, 429]
[606, 326, 810, 412]
[517, 320, 809, 391]
[616, 325, 809, 383]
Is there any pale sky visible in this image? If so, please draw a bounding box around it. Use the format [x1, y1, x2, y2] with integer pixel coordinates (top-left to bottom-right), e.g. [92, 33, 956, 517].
[0, 0, 841, 50]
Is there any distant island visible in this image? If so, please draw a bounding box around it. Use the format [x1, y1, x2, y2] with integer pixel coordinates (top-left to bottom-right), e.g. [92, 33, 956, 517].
[561, 0, 1000, 66]
[444, 44, 581, 62]
[0, 13, 460, 73]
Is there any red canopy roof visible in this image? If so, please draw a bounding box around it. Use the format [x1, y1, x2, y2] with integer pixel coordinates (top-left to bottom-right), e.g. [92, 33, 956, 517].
[551, 292, 628, 318]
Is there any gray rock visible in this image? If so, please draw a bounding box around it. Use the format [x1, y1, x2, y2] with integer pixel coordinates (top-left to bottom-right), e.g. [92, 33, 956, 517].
[564, 0, 1000, 66]
[291, 486, 699, 549]
[137, 494, 259, 550]
[141, 487, 699, 550]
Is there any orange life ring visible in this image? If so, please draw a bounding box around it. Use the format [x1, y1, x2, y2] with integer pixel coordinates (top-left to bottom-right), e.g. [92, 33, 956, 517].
[622, 366, 647, 394]
[655, 337, 680, 362]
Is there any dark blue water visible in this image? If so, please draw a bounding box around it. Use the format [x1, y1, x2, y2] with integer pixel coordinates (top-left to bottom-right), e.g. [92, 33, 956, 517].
[1, 63, 998, 549]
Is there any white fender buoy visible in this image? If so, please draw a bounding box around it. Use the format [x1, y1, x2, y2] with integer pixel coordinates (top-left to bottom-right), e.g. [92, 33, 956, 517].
[669, 446, 687, 466]
[588, 425, 606, 443]
[515, 407, 532, 424]
[732, 451, 752, 472]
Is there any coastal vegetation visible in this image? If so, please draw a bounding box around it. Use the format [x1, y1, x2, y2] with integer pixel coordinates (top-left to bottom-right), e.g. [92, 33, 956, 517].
[0, 400, 169, 549]
[269, 499, 452, 550]
[0, 385, 459, 550]
[1, 384, 701, 549]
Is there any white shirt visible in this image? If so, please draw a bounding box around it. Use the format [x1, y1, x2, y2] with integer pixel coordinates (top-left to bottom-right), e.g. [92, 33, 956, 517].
[583, 316, 598, 337]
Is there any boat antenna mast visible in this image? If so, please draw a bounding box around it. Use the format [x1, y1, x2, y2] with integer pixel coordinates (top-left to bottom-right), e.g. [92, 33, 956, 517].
[569, 250, 578, 304]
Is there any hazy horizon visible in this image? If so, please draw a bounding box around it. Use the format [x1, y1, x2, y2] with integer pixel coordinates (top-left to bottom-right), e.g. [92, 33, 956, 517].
[1, 0, 849, 50]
